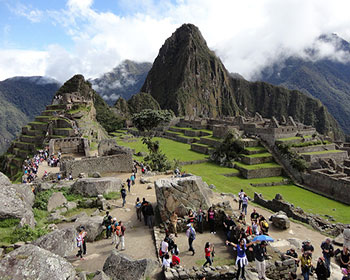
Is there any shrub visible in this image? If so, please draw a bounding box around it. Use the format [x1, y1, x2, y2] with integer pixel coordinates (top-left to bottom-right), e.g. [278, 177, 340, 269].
[211, 130, 244, 164]
[11, 225, 49, 243]
[0, 218, 20, 228]
[33, 190, 54, 210]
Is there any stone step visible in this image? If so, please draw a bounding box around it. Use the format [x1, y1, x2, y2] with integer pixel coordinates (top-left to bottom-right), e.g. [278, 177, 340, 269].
[190, 143, 210, 154]
[20, 134, 44, 144]
[239, 138, 260, 148]
[28, 121, 49, 131]
[41, 109, 64, 116]
[13, 141, 36, 152]
[199, 137, 221, 148]
[241, 153, 273, 165]
[243, 147, 267, 155]
[300, 150, 348, 163]
[35, 116, 52, 123]
[13, 148, 32, 158]
[235, 162, 282, 179]
[291, 144, 336, 154]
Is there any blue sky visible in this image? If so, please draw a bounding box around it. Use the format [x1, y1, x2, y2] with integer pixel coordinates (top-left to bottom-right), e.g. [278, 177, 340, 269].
[0, 0, 349, 82]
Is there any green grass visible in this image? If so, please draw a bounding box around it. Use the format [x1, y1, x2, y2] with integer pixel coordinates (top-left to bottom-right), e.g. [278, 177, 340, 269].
[300, 150, 344, 155]
[170, 126, 213, 134]
[235, 162, 280, 170]
[195, 257, 235, 267]
[277, 136, 302, 141]
[245, 147, 266, 152]
[103, 192, 120, 200]
[64, 207, 100, 219]
[29, 121, 47, 125]
[242, 152, 272, 158]
[118, 137, 207, 162]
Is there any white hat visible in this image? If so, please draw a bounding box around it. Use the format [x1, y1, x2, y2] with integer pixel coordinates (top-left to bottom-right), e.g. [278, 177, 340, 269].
[113, 218, 117, 221]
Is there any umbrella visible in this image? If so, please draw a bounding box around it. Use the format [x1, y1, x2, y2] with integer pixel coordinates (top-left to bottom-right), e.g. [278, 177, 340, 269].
[252, 235, 274, 242]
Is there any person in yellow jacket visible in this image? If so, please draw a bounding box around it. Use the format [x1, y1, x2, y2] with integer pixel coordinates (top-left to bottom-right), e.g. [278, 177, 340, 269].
[299, 251, 313, 280]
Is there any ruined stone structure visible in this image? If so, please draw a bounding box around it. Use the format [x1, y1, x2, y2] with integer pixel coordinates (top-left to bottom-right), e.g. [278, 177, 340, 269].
[49, 137, 90, 156]
[60, 154, 133, 178]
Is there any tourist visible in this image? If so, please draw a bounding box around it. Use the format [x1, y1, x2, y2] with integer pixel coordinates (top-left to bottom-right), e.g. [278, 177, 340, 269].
[315, 257, 330, 280]
[120, 185, 127, 207]
[251, 220, 259, 235]
[103, 211, 112, 239]
[170, 211, 178, 237]
[223, 214, 236, 241]
[299, 251, 313, 280]
[226, 239, 257, 280]
[168, 234, 178, 255]
[162, 254, 171, 269]
[302, 240, 314, 257]
[161, 237, 169, 259]
[321, 238, 334, 269]
[115, 221, 126, 250]
[81, 226, 87, 255]
[207, 207, 216, 234]
[241, 194, 248, 215]
[186, 223, 196, 256]
[203, 242, 213, 267]
[283, 247, 299, 265]
[171, 251, 180, 267]
[145, 202, 154, 228]
[197, 206, 204, 234]
[342, 264, 350, 280]
[238, 212, 246, 225]
[126, 178, 131, 192]
[135, 197, 142, 221]
[76, 228, 84, 259]
[68, 172, 73, 180]
[344, 226, 350, 250]
[258, 215, 269, 235]
[253, 241, 268, 280]
[250, 209, 260, 222]
[340, 246, 350, 268]
[141, 198, 148, 226]
[238, 189, 245, 210]
[111, 218, 119, 245]
[130, 173, 135, 185]
[187, 209, 196, 224]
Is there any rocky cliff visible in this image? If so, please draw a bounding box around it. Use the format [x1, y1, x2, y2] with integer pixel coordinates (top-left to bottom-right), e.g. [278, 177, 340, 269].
[141, 24, 343, 139]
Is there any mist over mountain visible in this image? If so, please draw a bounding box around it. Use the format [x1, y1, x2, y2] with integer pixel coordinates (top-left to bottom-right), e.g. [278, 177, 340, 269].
[0, 76, 60, 153]
[257, 34, 350, 134]
[90, 60, 152, 105]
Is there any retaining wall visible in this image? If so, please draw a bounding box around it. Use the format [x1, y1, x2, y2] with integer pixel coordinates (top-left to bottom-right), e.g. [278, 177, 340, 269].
[241, 155, 273, 165]
[236, 166, 282, 179]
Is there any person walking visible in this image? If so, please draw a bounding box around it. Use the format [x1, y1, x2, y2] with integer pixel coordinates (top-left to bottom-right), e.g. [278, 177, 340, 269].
[253, 241, 268, 280]
[116, 221, 126, 250]
[126, 178, 131, 193]
[197, 206, 204, 234]
[111, 218, 119, 245]
[81, 226, 87, 255]
[226, 239, 257, 280]
[130, 173, 135, 186]
[145, 202, 154, 228]
[135, 197, 142, 221]
[315, 257, 330, 280]
[76, 228, 84, 259]
[141, 198, 148, 226]
[207, 207, 216, 234]
[321, 238, 334, 270]
[299, 251, 313, 280]
[170, 211, 178, 237]
[186, 223, 196, 256]
[203, 242, 213, 267]
[241, 194, 248, 216]
[238, 189, 244, 210]
[120, 185, 127, 207]
[103, 211, 112, 239]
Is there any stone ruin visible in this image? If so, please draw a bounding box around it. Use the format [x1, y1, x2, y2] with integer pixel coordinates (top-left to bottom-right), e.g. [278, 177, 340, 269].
[49, 137, 89, 156]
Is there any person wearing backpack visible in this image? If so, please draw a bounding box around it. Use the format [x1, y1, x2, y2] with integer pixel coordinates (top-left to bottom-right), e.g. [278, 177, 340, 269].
[115, 221, 126, 250]
[259, 215, 269, 235]
[126, 178, 131, 193]
[76, 228, 84, 259]
[120, 186, 127, 207]
[135, 197, 142, 221]
[103, 211, 112, 239]
[186, 223, 196, 256]
[111, 218, 119, 245]
[315, 257, 330, 280]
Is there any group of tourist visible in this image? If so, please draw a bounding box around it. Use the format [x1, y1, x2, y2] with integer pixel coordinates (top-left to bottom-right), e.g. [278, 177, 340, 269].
[101, 211, 126, 251]
[21, 148, 49, 183]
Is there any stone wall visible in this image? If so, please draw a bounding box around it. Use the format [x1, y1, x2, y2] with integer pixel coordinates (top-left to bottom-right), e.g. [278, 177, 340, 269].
[49, 137, 89, 156]
[190, 143, 209, 154]
[241, 155, 273, 165]
[199, 137, 221, 148]
[301, 150, 347, 163]
[290, 143, 336, 153]
[302, 170, 350, 205]
[235, 165, 282, 179]
[60, 154, 133, 177]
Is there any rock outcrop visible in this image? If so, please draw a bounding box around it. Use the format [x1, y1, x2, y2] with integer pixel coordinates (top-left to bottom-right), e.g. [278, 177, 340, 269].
[98, 139, 133, 157]
[0, 244, 76, 280]
[75, 215, 104, 242]
[47, 192, 67, 212]
[0, 178, 35, 228]
[103, 250, 159, 280]
[271, 211, 290, 230]
[71, 177, 122, 197]
[0, 171, 11, 185]
[33, 226, 76, 257]
[154, 175, 212, 221]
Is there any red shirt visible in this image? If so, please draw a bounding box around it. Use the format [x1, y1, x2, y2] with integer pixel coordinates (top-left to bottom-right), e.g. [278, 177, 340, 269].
[172, 255, 180, 265]
[205, 247, 211, 257]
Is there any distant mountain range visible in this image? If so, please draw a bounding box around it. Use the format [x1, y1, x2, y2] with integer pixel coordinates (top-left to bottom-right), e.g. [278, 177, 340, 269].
[90, 60, 152, 105]
[257, 34, 350, 134]
[0, 77, 60, 154]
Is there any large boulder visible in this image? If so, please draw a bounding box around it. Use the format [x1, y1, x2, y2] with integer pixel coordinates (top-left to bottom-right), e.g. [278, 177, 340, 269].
[103, 250, 159, 280]
[93, 271, 111, 280]
[47, 192, 67, 212]
[75, 215, 104, 242]
[333, 233, 343, 246]
[33, 226, 76, 257]
[98, 139, 133, 156]
[71, 177, 122, 197]
[154, 176, 212, 222]
[0, 244, 76, 280]
[271, 211, 290, 230]
[0, 184, 35, 228]
[0, 172, 11, 186]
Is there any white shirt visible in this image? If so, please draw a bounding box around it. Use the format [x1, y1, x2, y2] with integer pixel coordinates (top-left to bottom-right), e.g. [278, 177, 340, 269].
[239, 191, 244, 200]
[161, 241, 168, 253]
[162, 258, 171, 268]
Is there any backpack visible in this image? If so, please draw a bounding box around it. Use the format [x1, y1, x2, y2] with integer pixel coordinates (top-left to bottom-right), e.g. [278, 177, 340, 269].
[186, 227, 196, 239]
[262, 220, 269, 228]
[115, 225, 121, 236]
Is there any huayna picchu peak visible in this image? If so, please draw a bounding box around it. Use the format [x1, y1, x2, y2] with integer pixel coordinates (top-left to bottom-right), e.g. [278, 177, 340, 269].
[1, 74, 109, 180]
[141, 23, 344, 139]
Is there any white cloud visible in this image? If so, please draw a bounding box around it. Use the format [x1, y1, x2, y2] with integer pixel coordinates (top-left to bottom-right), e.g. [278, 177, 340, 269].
[1, 0, 350, 82]
[10, 3, 43, 23]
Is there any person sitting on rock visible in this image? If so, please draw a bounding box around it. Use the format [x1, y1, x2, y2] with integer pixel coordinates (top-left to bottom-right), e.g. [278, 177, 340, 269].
[162, 253, 171, 269]
[171, 251, 180, 268]
[339, 246, 350, 269]
[342, 264, 350, 280]
[238, 213, 246, 225]
[283, 247, 299, 265]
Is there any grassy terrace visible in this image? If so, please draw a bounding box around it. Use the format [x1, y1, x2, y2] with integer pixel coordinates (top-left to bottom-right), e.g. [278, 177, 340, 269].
[300, 150, 344, 155]
[170, 126, 213, 134]
[235, 162, 280, 170]
[243, 152, 272, 158]
[244, 147, 267, 152]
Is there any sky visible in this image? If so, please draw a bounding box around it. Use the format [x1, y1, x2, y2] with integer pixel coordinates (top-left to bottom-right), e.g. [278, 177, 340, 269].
[0, 0, 350, 82]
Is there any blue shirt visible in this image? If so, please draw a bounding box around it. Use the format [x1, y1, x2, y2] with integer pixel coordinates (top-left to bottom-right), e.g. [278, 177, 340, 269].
[237, 244, 246, 258]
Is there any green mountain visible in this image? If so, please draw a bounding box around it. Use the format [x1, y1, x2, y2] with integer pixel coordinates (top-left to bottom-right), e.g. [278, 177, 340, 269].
[91, 60, 152, 105]
[0, 77, 60, 154]
[141, 24, 344, 139]
[257, 34, 350, 135]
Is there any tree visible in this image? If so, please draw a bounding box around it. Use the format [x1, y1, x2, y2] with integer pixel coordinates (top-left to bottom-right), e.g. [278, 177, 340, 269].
[131, 109, 173, 133]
